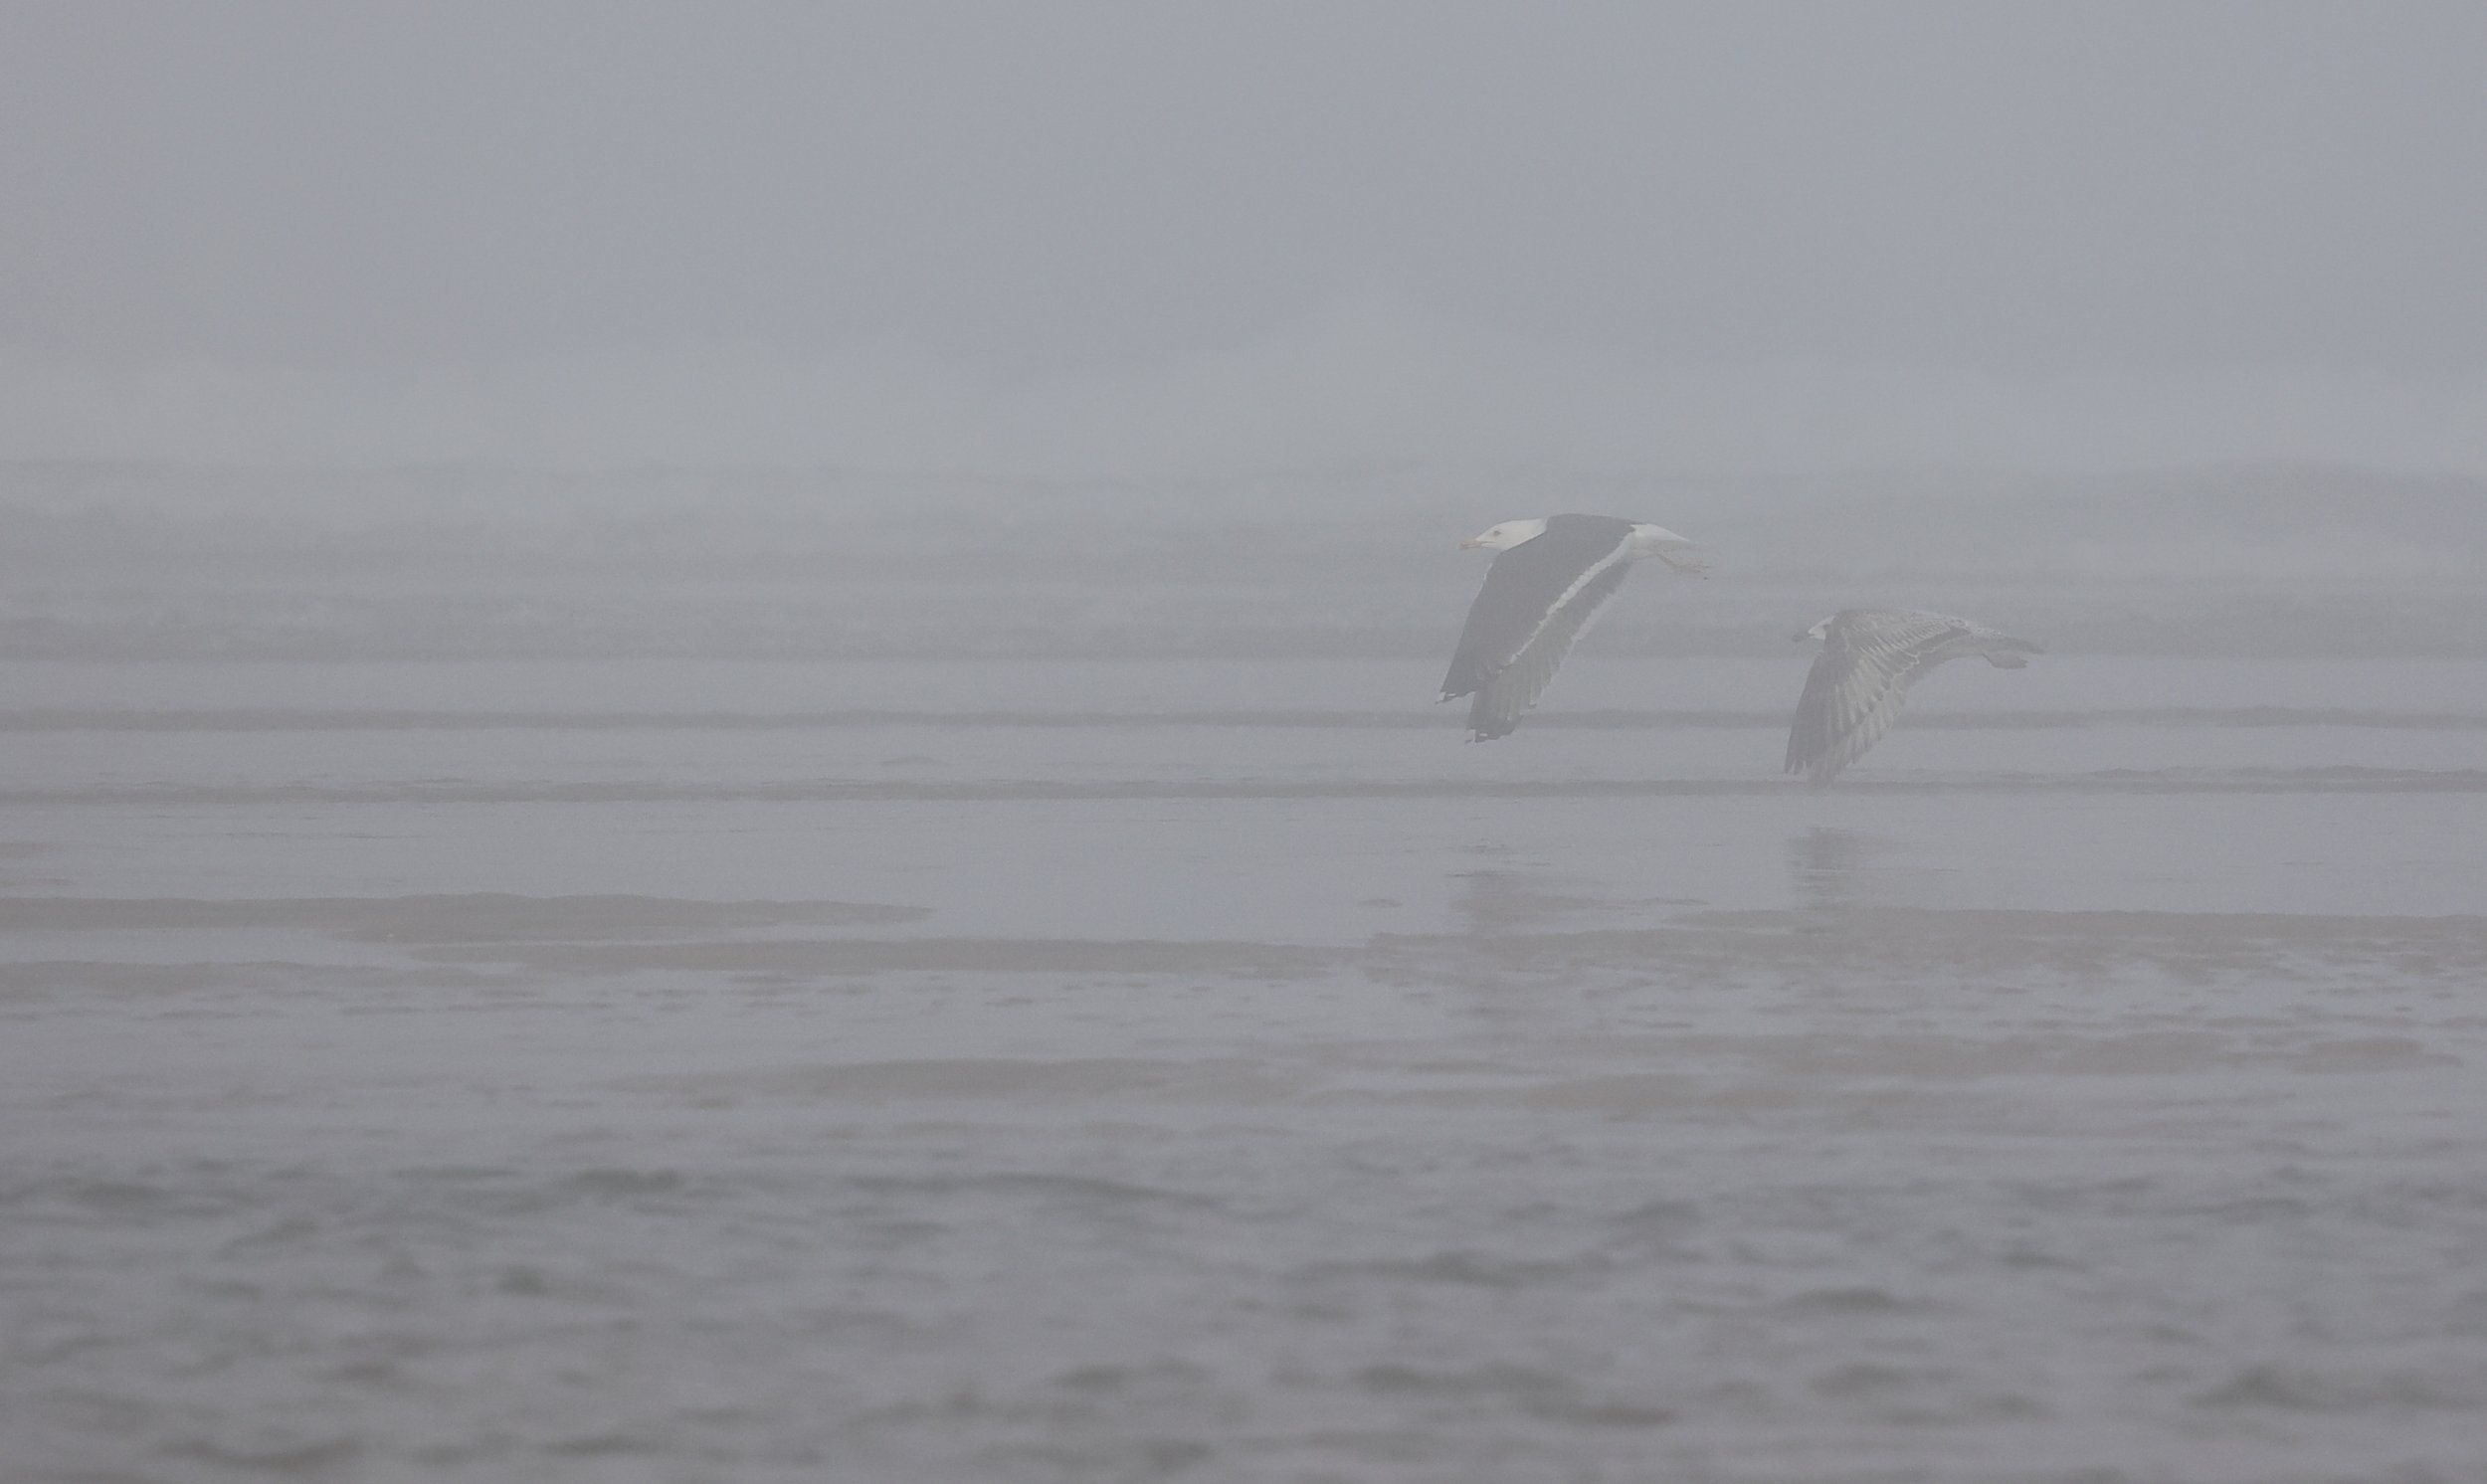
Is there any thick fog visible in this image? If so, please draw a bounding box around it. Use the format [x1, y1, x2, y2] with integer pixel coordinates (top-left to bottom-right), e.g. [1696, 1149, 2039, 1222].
[5, 1, 2487, 474]
[7, 9, 2487, 1484]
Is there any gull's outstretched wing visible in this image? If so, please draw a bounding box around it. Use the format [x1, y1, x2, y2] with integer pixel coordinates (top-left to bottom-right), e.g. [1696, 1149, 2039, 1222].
[1463, 556, 1637, 740]
[1441, 516, 1638, 741]
[1786, 609, 2037, 783]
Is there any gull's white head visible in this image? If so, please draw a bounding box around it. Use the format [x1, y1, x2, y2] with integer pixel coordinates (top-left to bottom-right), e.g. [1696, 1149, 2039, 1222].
[1794, 616, 1833, 643]
[1460, 518, 1548, 552]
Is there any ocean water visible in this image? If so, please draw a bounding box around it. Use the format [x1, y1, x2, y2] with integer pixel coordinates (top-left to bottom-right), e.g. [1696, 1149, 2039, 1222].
[3, 653, 2484, 1484]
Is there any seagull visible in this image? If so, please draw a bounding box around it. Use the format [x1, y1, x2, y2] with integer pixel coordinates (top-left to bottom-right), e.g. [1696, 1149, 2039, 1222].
[1785, 609, 2041, 784]
[1440, 515, 1707, 741]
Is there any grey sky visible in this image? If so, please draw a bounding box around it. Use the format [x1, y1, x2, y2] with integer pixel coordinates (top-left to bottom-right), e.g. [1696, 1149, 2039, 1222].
[5, 2, 2485, 471]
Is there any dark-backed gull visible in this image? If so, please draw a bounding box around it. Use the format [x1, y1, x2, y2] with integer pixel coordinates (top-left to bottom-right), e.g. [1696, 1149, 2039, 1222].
[1785, 608, 2041, 784]
[1439, 515, 1706, 741]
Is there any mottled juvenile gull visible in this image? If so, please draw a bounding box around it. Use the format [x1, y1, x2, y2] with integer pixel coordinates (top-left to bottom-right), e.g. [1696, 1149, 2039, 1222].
[1785, 608, 2041, 784]
[1439, 514, 1706, 741]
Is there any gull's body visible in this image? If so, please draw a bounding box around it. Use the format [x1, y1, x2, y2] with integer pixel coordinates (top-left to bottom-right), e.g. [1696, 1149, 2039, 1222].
[1440, 514, 1706, 741]
[1785, 608, 2041, 784]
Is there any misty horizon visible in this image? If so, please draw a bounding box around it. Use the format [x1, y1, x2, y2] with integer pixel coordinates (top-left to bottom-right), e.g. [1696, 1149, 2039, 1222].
[6, 313, 2486, 477]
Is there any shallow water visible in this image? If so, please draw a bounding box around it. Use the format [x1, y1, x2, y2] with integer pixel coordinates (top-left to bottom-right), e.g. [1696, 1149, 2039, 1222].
[3, 655, 2485, 1483]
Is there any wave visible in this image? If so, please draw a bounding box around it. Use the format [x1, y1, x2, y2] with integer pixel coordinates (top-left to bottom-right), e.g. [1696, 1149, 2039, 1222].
[6, 706, 2484, 733]
[10, 768, 2487, 807]
[0, 893, 927, 938]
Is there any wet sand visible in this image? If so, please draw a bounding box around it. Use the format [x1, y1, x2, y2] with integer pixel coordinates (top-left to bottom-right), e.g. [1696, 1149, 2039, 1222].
[3, 656, 2484, 1483]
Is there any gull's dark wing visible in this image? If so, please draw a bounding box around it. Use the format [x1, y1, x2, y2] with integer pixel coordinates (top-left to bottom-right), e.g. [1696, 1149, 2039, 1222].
[1439, 516, 1635, 713]
[1462, 556, 1637, 740]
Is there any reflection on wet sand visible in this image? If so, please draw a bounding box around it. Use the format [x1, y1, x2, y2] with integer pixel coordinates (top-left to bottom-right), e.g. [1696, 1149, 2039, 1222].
[1787, 827, 1886, 914]
[1448, 863, 1598, 939]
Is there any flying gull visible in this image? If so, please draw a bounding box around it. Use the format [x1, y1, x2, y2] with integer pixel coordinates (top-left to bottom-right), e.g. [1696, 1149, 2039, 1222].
[1785, 608, 2041, 784]
[1440, 514, 1706, 741]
